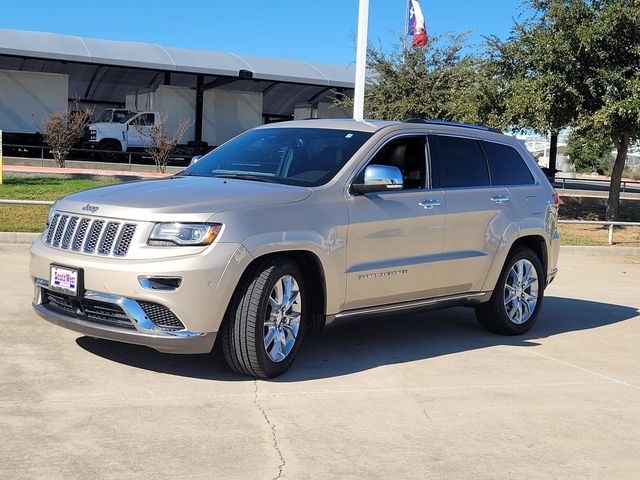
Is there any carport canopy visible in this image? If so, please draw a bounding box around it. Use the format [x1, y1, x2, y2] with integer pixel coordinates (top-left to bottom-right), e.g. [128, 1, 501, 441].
[0, 28, 355, 117]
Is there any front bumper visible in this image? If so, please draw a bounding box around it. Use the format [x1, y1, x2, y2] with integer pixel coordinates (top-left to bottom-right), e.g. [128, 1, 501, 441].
[30, 236, 256, 354]
[33, 279, 216, 353]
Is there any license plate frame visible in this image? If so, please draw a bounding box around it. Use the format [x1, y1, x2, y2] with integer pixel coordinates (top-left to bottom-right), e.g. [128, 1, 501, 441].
[49, 264, 84, 297]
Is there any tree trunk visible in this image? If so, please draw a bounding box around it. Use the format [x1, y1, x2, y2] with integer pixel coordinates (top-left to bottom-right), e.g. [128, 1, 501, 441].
[548, 131, 559, 176]
[606, 134, 630, 221]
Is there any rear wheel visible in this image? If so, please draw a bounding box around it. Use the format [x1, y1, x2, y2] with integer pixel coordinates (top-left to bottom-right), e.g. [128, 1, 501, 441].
[221, 256, 306, 378]
[475, 246, 544, 335]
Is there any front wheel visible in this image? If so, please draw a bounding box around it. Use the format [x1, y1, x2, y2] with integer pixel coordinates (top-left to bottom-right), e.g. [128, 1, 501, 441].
[475, 246, 545, 335]
[221, 256, 306, 378]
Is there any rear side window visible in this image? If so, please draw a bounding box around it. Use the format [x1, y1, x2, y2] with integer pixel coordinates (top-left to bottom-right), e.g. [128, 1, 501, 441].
[482, 141, 535, 186]
[429, 136, 489, 188]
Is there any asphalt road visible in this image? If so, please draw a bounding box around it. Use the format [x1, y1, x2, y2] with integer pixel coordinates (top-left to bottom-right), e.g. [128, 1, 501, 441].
[1, 244, 639, 479]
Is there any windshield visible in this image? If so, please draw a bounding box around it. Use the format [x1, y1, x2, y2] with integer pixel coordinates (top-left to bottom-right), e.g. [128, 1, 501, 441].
[100, 110, 136, 123]
[180, 128, 373, 187]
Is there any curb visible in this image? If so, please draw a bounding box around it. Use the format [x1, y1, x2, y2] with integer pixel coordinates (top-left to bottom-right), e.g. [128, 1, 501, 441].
[560, 245, 640, 256]
[0, 232, 40, 245]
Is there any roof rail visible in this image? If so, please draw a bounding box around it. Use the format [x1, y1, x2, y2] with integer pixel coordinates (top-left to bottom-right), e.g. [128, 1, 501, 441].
[403, 118, 503, 134]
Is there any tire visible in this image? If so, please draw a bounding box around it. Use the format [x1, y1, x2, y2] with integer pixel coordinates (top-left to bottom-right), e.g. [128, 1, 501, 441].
[98, 140, 122, 162]
[221, 256, 306, 378]
[475, 246, 545, 335]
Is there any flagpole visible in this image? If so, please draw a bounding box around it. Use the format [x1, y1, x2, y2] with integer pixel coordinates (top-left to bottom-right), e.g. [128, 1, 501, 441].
[353, 0, 369, 121]
[403, 0, 410, 52]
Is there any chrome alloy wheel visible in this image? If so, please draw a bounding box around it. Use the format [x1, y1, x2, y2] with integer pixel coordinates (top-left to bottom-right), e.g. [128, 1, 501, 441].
[264, 275, 302, 362]
[504, 259, 539, 325]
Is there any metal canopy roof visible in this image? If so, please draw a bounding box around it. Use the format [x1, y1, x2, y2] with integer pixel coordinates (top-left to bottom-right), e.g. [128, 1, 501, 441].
[0, 28, 355, 88]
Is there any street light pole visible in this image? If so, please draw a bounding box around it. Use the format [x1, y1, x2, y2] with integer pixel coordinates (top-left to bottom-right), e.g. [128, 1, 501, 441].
[353, 0, 370, 121]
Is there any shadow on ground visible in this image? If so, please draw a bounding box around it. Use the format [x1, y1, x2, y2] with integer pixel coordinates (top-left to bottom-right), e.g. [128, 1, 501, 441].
[76, 296, 638, 382]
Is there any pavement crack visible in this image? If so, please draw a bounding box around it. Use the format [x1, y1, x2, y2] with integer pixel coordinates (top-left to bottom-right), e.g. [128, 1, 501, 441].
[254, 380, 286, 480]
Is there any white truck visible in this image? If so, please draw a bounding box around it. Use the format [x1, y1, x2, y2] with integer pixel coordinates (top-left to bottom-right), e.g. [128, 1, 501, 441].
[85, 85, 264, 161]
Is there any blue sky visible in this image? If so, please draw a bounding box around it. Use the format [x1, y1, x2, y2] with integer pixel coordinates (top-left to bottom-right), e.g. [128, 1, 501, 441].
[0, 0, 529, 64]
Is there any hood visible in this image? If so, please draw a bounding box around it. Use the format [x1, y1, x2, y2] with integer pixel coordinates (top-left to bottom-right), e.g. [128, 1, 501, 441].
[89, 122, 120, 129]
[56, 176, 312, 222]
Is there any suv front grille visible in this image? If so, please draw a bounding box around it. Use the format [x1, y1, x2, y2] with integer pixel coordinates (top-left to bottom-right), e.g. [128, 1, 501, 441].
[42, 290, 135, 330]
[44, 214, 137, 258]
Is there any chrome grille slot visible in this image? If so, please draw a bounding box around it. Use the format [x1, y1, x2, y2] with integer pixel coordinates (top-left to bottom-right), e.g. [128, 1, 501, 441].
[113, 224, 136, 257]
[45, 214, 60, 244]
[83, 220, 105, 253]
[52, 215, 69, 247]
[97, 222, 120, 255]
[61, 217, 78, 249]
[43, 212, 136, 258]
[72, 218, 91, 251]
[138, 301, 185, 330]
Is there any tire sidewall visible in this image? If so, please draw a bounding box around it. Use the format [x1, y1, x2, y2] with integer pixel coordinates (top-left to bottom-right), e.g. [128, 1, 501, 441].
[254, 261, 306, 377]
[497, 248, 545, 334]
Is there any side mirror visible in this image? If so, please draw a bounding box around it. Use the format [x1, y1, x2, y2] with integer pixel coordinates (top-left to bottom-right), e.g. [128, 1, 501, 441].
[352, 165, 403, 194]
[190, 155, 203, 166]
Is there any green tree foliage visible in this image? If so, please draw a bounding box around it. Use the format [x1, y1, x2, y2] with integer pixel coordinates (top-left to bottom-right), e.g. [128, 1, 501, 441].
[493, 0, 640, 219]
[574, 0, 640, 219]
[566, 128, 613, 173]
[489, 1, 593, 172]
[334, 34, 508, 130]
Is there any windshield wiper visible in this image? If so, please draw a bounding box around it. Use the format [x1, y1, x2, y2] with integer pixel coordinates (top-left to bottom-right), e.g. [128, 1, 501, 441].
[211, 174, 277, 183]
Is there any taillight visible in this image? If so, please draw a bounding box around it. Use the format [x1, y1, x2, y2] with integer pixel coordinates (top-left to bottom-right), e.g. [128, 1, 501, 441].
[552, 192, 560, 208]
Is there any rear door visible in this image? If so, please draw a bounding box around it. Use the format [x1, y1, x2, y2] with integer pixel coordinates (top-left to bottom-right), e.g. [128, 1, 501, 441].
[429, 134, 517, 294]
[344, 135, 447, 310]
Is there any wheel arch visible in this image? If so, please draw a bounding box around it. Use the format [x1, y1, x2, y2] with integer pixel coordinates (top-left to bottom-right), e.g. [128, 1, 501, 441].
[481, 221, 551, 292]
[98, 138, 123, 150]
[232, 249, 328, 334]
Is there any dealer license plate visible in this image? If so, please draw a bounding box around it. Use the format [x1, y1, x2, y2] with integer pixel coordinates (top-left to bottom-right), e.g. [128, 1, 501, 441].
[50, 265, 78, 296]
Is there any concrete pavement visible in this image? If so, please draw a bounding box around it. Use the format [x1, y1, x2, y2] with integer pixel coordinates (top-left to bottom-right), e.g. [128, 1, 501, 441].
[0, 245, 639, 479]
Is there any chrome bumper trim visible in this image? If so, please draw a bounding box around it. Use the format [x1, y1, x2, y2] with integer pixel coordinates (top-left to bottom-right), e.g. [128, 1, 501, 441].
[33, 278, 216, 354]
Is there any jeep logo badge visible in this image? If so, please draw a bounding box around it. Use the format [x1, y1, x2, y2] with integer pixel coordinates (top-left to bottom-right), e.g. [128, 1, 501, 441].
[82, 204, 99, 213]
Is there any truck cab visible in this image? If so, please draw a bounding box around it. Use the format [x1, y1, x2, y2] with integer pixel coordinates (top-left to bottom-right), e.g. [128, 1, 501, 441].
[86, 111, 159, 160]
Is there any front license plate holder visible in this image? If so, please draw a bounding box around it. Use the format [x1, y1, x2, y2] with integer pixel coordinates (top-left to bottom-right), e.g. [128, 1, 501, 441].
[49, 264, 84, 298]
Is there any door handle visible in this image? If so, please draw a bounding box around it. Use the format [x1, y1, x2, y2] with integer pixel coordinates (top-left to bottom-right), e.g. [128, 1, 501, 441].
[490, 195, 510, 204]
[418, 199, 442, 209]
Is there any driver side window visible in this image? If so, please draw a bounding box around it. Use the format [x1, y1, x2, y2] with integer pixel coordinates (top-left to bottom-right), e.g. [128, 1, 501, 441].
[366, 136, 427, 190]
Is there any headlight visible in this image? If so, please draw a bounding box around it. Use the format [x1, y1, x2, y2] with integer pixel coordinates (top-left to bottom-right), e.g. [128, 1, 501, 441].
[47, 202, 58, 227]
[148, 223, 222, 246]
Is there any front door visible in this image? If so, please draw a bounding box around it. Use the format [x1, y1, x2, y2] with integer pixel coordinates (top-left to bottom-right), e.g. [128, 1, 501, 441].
[126, 113, 156, 149]
[344, 135, 447, 311]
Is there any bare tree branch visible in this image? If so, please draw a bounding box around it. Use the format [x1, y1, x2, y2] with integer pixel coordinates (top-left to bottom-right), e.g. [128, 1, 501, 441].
[42, 102, 93, 168]
[135, 116, 192, 173]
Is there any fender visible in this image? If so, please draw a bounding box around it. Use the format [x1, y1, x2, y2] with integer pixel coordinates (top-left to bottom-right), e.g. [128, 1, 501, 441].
[241, 231, 346, 315]
[481, 218, 551, 292]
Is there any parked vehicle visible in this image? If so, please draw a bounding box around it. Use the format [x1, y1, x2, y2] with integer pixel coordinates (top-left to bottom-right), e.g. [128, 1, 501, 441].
[30, 119, 561, 378]
[85, 86, 263, 161]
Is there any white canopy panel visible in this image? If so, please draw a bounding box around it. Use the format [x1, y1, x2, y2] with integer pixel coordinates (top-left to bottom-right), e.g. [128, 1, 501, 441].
[0, 28, 355, 88]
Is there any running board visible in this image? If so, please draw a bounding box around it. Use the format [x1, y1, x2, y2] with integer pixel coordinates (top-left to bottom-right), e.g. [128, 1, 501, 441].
[326, 292, 491, 325]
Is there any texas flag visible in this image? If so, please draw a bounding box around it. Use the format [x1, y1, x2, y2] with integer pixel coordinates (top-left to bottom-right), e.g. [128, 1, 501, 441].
[408, 0, 428, 47]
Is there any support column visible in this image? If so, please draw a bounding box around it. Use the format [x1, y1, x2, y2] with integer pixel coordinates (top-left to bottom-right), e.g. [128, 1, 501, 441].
[195, 74, 204, 143]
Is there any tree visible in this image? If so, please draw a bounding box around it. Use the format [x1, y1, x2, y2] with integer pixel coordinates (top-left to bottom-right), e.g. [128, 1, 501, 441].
[566, 128, 613, 173]
[136, 117, 192, 173]
[335, 34, 507, 129]
[490, 0, 592, 174]
[42, 104, 93, 168]
[574, 0, 640, 220]
[496, 0, 640, 220]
